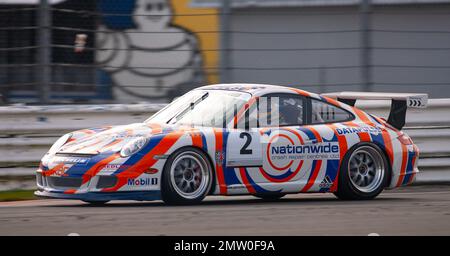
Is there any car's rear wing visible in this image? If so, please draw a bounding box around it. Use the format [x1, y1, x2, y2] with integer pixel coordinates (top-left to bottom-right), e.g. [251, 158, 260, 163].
[321, 91, 428, 130]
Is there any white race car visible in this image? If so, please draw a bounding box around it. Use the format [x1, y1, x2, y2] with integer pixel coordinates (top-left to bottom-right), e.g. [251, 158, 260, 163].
[35, 84, 427, 205]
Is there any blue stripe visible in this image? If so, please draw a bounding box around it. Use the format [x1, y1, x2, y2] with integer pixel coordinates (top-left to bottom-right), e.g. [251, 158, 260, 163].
[36, 190, 161, 201]
[200, 131, 208, 152]
[402, 151, 415, 185]
[222, 130, 242, 186]
[161, 126, 174, 134]
[319, 159, 339, 192]
[262, 168, 295, 180]
[243, 168, 274, 194]
[113, 135, 164, 175]
[369, 114, 383, 126]
[305, 160, 318, 182]
[65, 154, 112, 177]
[297, 127, 316, 141]
[370, 132, 387, 153]
[319, 133, 340, 192]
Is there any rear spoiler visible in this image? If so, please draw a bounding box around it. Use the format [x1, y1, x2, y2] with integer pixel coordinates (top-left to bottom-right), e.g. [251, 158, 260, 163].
[321, 92, 428, 130]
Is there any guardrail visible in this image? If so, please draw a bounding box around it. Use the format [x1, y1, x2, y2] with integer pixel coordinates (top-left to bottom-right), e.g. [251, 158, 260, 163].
[0, 99, 449, 190]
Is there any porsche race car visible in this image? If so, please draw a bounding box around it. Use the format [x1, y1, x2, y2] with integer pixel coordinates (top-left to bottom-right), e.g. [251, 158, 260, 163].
[35, 84, 427, 204]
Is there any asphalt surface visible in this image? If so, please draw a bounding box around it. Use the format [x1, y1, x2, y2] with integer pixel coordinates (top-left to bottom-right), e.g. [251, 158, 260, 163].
[1, 185, 449, 236]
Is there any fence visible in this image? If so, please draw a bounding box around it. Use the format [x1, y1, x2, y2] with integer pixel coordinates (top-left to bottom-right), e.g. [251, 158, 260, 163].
[1, 1, 450, 103]
[0, 98, 449, 190]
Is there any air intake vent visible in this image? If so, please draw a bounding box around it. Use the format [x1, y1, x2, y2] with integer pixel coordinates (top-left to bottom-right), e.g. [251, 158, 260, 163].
[47, 176, 82, 189]
[96, 176, 118, 189]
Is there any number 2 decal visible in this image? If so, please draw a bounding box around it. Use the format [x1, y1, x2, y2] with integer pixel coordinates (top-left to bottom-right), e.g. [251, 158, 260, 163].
[226, 131, 262, 167]
[239, 132, 253, 155]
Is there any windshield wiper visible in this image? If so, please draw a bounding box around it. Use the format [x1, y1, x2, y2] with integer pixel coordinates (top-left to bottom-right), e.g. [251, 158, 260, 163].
[166, 92, 209, 124]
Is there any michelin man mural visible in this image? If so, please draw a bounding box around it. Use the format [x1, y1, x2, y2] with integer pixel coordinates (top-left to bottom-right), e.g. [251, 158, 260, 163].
[96, 0, 205, 101]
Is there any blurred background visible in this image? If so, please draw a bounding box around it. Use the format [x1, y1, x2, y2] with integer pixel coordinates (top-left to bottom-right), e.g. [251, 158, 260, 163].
[1, 0, 450, 196]
[0, 0, 449, 105]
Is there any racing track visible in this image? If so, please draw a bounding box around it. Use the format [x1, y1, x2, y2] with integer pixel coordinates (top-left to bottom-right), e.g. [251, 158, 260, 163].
[0, 185, 449, 235]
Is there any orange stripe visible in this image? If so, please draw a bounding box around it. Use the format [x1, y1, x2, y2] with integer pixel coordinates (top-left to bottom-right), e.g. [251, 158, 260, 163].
[381, 131, 394, 165]
[69, 138, 104, 153]
[42, 163, 65, 177]
[347, 121, 372, 142]
[81, 154, 121, 184]
[326, 124, 348, 160]
[234, 96, 258, 128]
[326, 124, 348, 192]
[372, 116, 395, 165]
[304, 125, 322, 143]
[396, 143, 408, 187]
[214, 129, 227, 194]
[103, 132, 184, 192]
[259, 161, 304, 183]
[80, 129, 95, 135]
[281, 127, 305, 144]
[147, 123, 163, 134]
[100, 138, 123, 152]
[353, 108, 375, 126]
[259, 127, 270, 135]
[190, 132, 203, 148]
[64, 189, 77, 194]
[301, 160, 322, 192]
[322, 96, 342, 107]
[289, 88, 311, 97]
[239, 168, 256, 194]
[358, 132, 371, 142]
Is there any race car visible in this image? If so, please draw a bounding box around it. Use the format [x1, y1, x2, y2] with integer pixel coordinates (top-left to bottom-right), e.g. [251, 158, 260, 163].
[35, 84, 427, 205]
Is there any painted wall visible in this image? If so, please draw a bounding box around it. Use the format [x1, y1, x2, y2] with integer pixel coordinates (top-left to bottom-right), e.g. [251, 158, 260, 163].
[96, 0, 219, 102]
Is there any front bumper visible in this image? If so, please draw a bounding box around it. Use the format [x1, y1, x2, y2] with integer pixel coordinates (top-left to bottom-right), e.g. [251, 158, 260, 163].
[34, 190, 161, 201]
[36, 152, 163, 200]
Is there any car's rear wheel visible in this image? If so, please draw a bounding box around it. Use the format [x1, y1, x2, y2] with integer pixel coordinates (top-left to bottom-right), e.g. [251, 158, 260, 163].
[334, 143, 389, 200]
[161, 147, 213, 205]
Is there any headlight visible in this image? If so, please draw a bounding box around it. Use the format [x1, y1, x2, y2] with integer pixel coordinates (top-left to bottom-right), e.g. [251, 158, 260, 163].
[48, 133, 72, 155]
[120, 137, 149, 157]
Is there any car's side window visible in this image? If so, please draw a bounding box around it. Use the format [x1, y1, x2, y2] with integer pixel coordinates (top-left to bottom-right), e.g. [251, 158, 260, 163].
[310, 98, 353, 124]
[256, 94, 305, 127]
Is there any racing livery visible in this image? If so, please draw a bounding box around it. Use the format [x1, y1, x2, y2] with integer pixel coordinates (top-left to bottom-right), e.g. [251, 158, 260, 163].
[35, 84, 427, 204]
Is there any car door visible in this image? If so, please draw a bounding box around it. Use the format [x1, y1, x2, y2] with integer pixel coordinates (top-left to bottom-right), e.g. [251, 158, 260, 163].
[226, 93, 312, 186]
[256, 93, 311, 185]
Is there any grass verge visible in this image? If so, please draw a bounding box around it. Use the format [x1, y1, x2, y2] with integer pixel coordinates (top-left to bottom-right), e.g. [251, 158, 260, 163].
[0, 190, 36, 202]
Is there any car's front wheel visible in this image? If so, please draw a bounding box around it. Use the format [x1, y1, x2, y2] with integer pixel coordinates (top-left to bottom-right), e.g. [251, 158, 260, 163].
[161, 147, 213, 205]
[334, 143, 389, 200]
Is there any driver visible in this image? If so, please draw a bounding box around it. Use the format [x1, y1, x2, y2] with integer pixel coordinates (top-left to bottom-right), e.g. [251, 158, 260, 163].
[279, 98, 302, 126]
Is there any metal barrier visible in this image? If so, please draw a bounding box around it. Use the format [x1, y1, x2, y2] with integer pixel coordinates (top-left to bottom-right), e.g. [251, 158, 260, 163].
[0, 99, 449, 190]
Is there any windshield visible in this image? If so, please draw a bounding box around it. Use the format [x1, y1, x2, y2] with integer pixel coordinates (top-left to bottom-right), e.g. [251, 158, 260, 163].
[146, 90, 252, 127]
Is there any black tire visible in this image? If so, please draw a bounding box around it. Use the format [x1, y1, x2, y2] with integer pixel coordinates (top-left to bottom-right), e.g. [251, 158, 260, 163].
[254, 193, 286, 201]
[82, 200, 109, 206]
[161, 147, 213, 205]
[334, 143, 389, 200]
